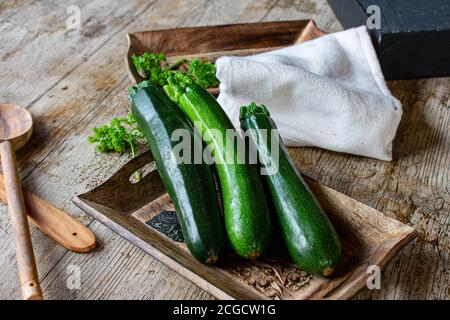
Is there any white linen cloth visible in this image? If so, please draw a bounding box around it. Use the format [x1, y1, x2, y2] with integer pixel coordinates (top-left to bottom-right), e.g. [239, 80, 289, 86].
[216, 26, 402, 161]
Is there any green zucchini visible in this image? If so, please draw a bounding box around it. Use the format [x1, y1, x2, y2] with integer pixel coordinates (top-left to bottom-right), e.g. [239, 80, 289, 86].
[164, 79, 273, 259]
[129, 82, 225, 264]
[240, 103, 341, 276]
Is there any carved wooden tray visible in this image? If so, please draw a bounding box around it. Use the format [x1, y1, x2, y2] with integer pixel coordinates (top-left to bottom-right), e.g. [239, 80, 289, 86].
[74, 150, 416, 300]
[124, 20, 327, 95]
[73, 20, 417, 299]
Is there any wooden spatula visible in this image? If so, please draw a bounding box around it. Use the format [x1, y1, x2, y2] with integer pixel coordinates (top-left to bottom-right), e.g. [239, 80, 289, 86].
[0, 174, 96, 253]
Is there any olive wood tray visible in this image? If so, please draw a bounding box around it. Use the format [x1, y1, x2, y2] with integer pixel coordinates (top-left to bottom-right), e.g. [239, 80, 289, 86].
[125, 20, 327, 95]
[73, 20, 417, 300]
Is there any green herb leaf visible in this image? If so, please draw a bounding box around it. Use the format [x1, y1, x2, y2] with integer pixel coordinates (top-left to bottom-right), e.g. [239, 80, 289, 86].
[132, 52, 166, 74]
[131, 53, 219, 89]
[132, 52, 174, 86]
[88, 113, 146, 158]
[187, 58, 220, 88]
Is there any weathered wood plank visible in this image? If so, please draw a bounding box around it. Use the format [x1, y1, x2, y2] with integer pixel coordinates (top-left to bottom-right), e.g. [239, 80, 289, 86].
[262, 0, 342, 32]
[0, 0, 27, 22]
[0, 0, 448, 300]
[0, 0, 158, 107]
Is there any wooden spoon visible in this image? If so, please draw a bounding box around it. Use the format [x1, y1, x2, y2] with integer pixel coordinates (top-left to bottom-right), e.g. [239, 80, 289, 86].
[0, 103, 42, 300]
[0, 174, 97, 253]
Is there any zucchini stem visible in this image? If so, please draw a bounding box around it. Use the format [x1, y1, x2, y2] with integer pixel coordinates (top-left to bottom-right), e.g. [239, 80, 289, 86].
[126, 136, 136, 158]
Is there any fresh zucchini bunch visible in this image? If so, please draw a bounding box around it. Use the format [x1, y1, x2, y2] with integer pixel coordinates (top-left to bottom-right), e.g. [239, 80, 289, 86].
[93, 51, 342, 276]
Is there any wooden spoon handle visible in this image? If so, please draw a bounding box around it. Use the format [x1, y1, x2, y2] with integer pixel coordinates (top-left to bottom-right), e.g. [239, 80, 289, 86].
[0, 140, 43, 300]
[0, 174, 96, 253]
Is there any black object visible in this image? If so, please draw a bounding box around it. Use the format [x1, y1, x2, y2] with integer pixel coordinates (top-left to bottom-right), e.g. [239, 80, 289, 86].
[147, 211, 185, 243]
[327, 0, 450, 79]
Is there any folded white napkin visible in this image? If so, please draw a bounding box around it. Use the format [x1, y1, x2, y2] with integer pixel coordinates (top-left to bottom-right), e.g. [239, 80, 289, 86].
[216, 26, 402, 161]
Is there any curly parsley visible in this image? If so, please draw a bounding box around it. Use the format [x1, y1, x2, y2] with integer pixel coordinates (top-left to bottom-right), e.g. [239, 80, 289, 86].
[88, 113, 146, 158]
[186, 58, 220, 89]
[131, 52, 219, 89]
[90, 53, 219, 157]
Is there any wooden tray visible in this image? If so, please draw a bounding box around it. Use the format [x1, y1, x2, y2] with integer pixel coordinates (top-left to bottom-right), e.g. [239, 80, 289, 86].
[74, 150, 416, 300]
[125, 19, 327, 95]
[74, 20, 417, 300]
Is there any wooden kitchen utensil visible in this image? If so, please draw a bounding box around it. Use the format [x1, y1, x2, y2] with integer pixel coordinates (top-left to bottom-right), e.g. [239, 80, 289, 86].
[0, 174, 96, 253]
[0, 103, 42, 300]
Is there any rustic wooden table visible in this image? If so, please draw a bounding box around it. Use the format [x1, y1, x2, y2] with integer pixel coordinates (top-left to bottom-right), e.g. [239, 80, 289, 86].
[0, 0, 448, 300]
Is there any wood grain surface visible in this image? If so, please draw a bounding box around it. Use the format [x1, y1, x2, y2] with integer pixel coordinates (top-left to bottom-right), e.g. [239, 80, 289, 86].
[0, 0, 448, 300]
